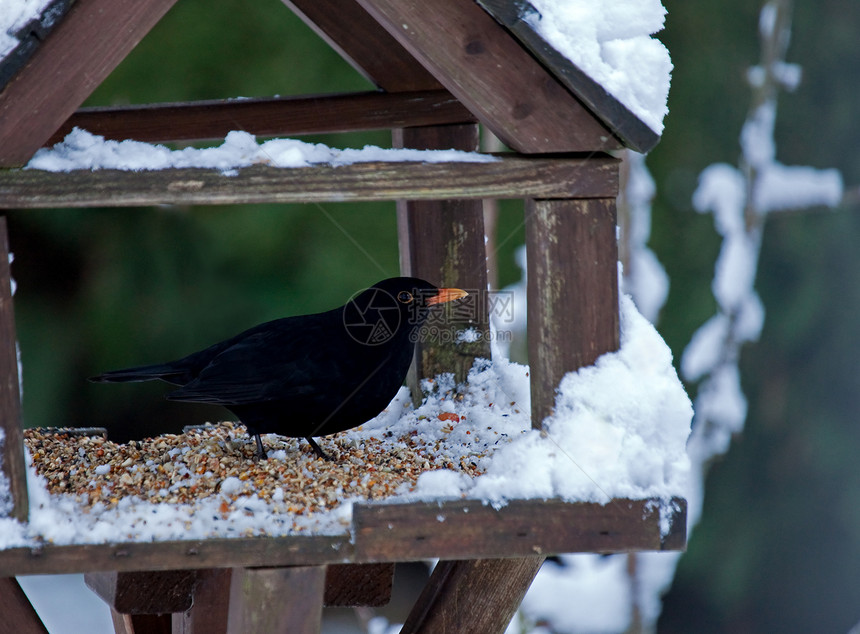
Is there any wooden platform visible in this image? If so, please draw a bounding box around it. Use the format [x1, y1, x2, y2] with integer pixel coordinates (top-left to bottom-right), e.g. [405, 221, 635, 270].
[0, 497, 685, 577]
[0, 154, 618, 209]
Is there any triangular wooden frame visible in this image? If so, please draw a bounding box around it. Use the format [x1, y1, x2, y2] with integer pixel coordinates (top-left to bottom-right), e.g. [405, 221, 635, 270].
[0, 0, 637, 167]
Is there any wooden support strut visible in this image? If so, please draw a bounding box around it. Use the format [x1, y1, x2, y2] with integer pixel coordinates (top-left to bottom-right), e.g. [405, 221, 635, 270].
[0, 577, 49, 634]
[0, 217, 27, 523]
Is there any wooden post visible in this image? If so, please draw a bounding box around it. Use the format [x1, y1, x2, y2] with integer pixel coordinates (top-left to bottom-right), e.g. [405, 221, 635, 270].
[394, 123, 490, 398]
[173, 569, 231, 634]
[227, 566, 326, 634]
[0, 577, 49, 634]
[525, 198, 620, 427]
[0, 217, 27, 522]
[400, 557, 544, 634]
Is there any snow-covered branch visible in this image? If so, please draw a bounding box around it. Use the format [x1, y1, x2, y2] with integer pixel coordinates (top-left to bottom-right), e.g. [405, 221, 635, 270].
[682, 0, 843, 514]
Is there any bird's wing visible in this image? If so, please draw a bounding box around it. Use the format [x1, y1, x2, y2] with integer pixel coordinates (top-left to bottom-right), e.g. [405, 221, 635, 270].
[165, 318, 341, 406]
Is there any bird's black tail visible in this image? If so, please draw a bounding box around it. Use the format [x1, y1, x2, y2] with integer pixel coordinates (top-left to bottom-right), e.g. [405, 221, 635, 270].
[89, 363, 189, 385]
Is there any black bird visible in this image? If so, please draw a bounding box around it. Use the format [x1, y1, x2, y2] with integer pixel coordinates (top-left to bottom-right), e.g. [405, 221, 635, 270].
[90, 277, 467, 459]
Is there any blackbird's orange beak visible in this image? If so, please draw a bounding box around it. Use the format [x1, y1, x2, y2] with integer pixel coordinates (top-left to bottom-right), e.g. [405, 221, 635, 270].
[426, 287, 468, 306]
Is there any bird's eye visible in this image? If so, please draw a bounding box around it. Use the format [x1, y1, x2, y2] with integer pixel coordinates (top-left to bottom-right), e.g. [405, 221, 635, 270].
[397, 291, 414, 304]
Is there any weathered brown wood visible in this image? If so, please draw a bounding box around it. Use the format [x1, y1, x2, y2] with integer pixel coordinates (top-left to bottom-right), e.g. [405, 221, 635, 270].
[353, 498, 684, 561]
[170, 569, 231, 634]
[0, 534, 350, 577]
[324, 563, 394, 607]
[401, 557, 544, 634]
[356, 0, 621, 153]
[282, 0, 442, 91]
[477, 0, 660, 153]
[109, 610, 172, 634]
[172, 569, 231, 634]
[0, 155, 619, 209]
[0, 217, 27, 522]
[0, 576, 49, 634]
[395, 124, 490, 393]
[227, 566, 326, 634]
[526, 197, 621, 427]
[0, 498, 685, 576]
[47, 91, 476, 146]
[0, 0, 180, 167]
[85, 570, 198, 614]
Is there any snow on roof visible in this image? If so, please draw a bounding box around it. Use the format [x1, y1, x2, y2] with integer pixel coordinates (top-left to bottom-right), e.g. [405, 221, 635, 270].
[25, 128, 499, 173]
[525, 0, 672, 134]
[0, 0, 53, 58]
[0, 296, 691, 548]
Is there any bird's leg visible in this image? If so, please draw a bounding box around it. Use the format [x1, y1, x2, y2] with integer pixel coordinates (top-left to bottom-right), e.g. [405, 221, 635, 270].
[305, 436, 332, 461]
[254, 433, 268, 460]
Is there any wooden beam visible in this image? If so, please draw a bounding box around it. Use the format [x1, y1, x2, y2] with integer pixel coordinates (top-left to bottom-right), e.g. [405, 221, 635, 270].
[477, 0, 660, 153]
[0, 0, 180, 167]
[85, 570, 198, 614]
[0, 217, 27, 523]
[0, 498, 686, 576]
[355, 0, 621, 153]
[0, 577, 49, 634]
[324, 563, 394, 607]
[0, 155, 619, 209]
[525, 198, 620, 427]
[395, 124, 490, 392]
[401, 557, 544, 634]
[109, 610, 172, 634]
[227, 566, 326, 634]
[172, 569, 231, 634]
[352, 498, 681, 561]
[282, 0, 442, 91]
[47, 91, 476, 146]
[0, 534, 349, 577]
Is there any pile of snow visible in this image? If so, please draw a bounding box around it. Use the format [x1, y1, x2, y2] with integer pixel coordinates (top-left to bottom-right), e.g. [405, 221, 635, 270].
[26, 128, 498, 173]
[0, 296, 691, 547]
[525, 0, 672, 133]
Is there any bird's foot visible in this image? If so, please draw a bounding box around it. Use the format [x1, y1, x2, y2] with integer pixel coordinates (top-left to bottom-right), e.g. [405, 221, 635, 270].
[305, 436, 332, 461]
[253, 433, 268, 461]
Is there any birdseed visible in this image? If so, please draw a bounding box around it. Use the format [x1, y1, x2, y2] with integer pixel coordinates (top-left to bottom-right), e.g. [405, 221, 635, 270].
[23, 421, 486, 526]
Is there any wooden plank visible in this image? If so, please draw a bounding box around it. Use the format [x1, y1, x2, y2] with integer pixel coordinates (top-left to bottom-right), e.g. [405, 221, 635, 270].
[85, 570, 198, 614]
[355, 0, 621, 153]
[324, 563, 394, 607]
[525, 197, 620, 427]
[394, 124, 490, 392]
[477, 0, 660, 153]
[47, 90, 476, 146]
[353, 498, 683, 562]
[0, 155, 619, 209]
[282, 0, 442, 91]
[0, 576, 49, 634]
[227, 566, 326, 634]
[0, 0, 180, 167]
[0, 498, 685, 576]
[172, 569, 231, 634]
[0, 217, 27, 522]
[0, 535, 350, 577]
[401, 557, 544, 634]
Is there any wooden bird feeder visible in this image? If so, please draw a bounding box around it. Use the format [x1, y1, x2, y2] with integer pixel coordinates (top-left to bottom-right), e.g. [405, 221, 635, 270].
[0, 0, 685, 632]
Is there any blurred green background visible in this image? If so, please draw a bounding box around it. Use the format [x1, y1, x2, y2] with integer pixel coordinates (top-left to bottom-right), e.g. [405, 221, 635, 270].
[6, 0, 860, 631]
